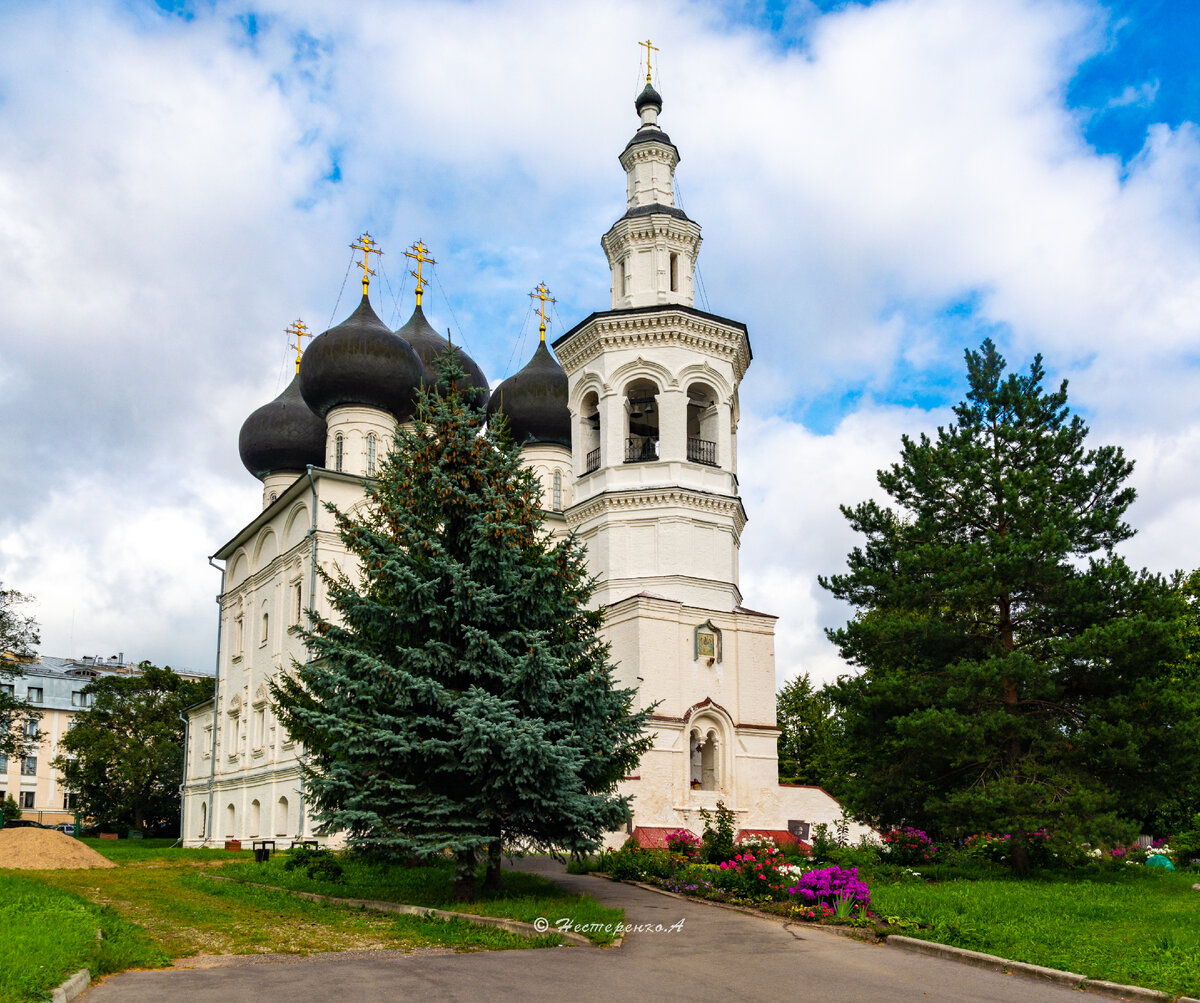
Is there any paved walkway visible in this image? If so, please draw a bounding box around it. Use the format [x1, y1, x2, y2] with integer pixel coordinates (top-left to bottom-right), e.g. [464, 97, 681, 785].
[78, 860, 1086, 1002]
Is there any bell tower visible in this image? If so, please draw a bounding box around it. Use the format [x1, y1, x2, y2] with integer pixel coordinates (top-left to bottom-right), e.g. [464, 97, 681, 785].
[554, 79, 751, 611]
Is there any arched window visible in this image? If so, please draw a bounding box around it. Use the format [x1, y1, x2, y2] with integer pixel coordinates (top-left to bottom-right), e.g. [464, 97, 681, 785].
[334, 433, 344, 472]
[276, 796, 289, 837]
[669, 252, 679, 292]
[249, 799, 261, 838]
[553, 469, 562, 511]
[199, 801, 207, 839]
[366, 432, 377, 476]
[225, 802, 236, 838]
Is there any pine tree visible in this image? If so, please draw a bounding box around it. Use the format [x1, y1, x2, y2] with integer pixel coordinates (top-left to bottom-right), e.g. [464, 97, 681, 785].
[821, 339, 1192, 871]
[271, 358, 652, 900]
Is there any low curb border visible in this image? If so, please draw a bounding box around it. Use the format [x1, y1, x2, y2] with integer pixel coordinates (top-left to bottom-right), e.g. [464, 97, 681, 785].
[50, 968, 90, 1003]
[201, 874, 599, 948]
[887, 937, 1200, 1003]
[597, 875, 1198, 1002]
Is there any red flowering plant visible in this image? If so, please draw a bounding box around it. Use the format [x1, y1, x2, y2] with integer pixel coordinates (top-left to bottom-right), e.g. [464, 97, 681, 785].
[665, 829, 702, 861]
[880, 826, 937, 865]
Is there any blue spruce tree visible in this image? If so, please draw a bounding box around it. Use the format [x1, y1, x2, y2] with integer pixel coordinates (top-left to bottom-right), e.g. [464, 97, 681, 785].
[272, 356, 651, 900]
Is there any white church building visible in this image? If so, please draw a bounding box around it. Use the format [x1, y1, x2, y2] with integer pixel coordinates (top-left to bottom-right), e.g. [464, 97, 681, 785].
[181, 79, 867, 850]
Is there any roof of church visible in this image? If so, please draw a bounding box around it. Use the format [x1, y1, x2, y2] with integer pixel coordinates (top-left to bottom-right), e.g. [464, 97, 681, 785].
[623, 128, 679, 156]
[394, 303, 490, 410]
[238, 373, 327, 479]
[619, 202, 692, 222]
[554, 302, 751, 352]
[486, 341, 571, 447]
[299, 294, 424, 421]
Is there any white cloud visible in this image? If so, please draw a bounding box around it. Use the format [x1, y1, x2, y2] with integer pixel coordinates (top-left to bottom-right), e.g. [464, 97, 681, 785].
[0, 0, 1197, 687]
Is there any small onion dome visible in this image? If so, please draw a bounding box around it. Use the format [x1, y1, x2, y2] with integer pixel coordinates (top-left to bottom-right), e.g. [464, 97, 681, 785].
[486, 341, 570, 447]
[299, 294, 424, 421]
[238, 373, 327, 480]
[635, 82, 662, 114]
[395, 304, 490, 410]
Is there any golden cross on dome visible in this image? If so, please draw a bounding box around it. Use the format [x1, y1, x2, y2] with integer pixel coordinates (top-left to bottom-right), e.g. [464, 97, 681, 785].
[639, 38, 658, 85]
[350, 232, 383, 295]
[405, 240, 436, 306]
[286, 318, 312, 374]
[530, 282, 555, 342]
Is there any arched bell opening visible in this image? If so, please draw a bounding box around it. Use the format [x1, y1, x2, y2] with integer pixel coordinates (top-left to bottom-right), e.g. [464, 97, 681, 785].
[580, 390, 601, 473]
[623, 378, 660, 463]
[686, 382, 719, 467]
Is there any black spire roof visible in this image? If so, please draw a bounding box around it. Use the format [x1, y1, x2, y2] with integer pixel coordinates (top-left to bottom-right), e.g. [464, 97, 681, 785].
[486, 341, 570, 448]
[299, 295, 424, 421]
[395, 304, 490, 410]
[238, 373, 327, 479]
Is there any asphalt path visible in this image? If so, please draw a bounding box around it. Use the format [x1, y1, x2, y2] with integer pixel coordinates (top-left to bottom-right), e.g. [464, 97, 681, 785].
[78, 859, 1088, 1002]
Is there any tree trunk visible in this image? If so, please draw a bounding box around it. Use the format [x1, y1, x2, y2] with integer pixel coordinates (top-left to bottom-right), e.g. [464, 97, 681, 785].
[1010, 828, 1030, 875]
[483, 833, 503, 893]
[453, 848, 477, 903]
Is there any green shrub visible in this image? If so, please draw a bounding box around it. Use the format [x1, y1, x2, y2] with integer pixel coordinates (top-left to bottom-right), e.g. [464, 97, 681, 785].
[699, 801, 737, 863]
[283, 845, 344, 881]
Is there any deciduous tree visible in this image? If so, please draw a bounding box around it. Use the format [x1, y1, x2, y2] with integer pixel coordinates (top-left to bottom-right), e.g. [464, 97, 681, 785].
[53, 664, 213, 834]
[0, 583, 41, 762]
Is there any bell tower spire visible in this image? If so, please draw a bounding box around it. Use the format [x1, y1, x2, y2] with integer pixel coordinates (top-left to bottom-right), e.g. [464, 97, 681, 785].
[602, 50, 702, 310]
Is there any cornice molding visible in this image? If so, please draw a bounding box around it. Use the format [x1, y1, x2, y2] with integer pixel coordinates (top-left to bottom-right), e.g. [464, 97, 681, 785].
[556, 309, 751, 380]
[565, 486, 747, 534]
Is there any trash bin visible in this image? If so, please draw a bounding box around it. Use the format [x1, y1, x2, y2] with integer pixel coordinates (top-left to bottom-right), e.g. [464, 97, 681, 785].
[252, 839, 275, 863]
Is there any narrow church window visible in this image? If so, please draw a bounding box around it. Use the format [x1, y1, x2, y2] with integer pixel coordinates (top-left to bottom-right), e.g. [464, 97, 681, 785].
[293, 581, 303, 624]
[366, 432, 377, 476]
[261, 611, 269, 645]
[553, 469, 562, 511]
[669, 252, 679, 292]
[335, 433, 344, 472]
[618, 258, 627, 298]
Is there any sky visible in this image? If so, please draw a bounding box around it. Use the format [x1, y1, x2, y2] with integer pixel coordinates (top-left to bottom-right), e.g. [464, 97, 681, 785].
[1, 0, 1198, 686]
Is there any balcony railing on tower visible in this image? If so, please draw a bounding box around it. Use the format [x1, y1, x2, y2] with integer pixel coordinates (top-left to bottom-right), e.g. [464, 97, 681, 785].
[687, 437, 717, 466]
[585, 447, 601, 473]
[625, 436, 659, 463]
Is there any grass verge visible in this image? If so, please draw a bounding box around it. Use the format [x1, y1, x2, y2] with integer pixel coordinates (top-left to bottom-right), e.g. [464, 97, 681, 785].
[216, 854, 624, 945]
[870, 867, 1200, 997]
[0, 872, 169, 1003]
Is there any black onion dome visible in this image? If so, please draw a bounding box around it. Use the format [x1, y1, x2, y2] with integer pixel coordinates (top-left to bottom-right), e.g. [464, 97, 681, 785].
[635, 82, 662, 114]
[238, 373, 327, 480]
[299, 294, 424, 420]
[395, 304, 490, 409]
[486, 341, 570, 447]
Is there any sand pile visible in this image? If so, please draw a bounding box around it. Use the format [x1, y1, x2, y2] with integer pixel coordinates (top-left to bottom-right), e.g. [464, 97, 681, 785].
[0, 828, 116, 869]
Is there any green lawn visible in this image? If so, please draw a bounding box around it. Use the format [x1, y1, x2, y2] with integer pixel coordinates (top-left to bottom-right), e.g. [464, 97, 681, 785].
[216, 853, 625, 945]
[1, 844, 619, 1001]
[0, 873, 169, 1003]
[871, 867, 1200, 997]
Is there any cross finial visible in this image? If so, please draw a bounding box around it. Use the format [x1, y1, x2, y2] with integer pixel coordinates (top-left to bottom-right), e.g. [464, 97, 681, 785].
[404, 240, 437, 307]
[639, 38, 658, 85]
[530, 282, 555, 343]
[350, 232, 383, 296]
[286, 318, 312, 374]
